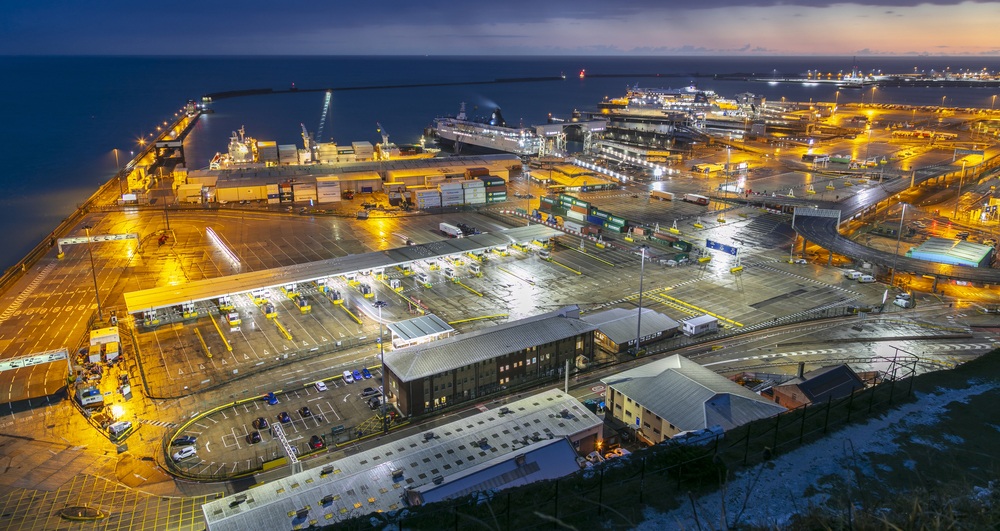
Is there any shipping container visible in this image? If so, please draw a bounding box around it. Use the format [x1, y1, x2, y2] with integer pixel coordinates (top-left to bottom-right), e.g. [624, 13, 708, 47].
[591, 210, 611, 221]
[466, 167, 491, 178]
[551, 206, 568, 216]
[586, 215, 605, 225]
[651, 190, 674, 201]
[583, 226, 601, 235]
[564, 220, 585, 232]
[570, 205, 588, 214]
[609, 215, 627, 225]
[571, 198, 590, 210]
[566, 210, 586, 222]
[672, 240, 693, 252]
[603, 222, 626, 233]
[540, 196, 555, 205]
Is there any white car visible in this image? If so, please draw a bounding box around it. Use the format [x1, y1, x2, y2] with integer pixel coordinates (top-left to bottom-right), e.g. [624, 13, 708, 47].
[314, 381, 328, 392]
[794, 259, 807, 264]
[342, 370, 354, 384]
[172, 447, 197, 462]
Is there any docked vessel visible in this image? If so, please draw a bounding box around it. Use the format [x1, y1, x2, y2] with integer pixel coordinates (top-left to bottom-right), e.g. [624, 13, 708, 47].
[433, 103, 542, 157]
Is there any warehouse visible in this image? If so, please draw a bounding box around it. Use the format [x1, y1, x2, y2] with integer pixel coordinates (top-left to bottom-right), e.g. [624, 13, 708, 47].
[601, 355, 786, 445]
[201, 390, 602, 531]
[905, 237, 994, 268]
[582, 308, 680, 354]
[383, 306, 597, 417]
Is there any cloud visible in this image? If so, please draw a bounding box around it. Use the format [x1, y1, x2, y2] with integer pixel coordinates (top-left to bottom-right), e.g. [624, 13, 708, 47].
[737, 44, 752, 51]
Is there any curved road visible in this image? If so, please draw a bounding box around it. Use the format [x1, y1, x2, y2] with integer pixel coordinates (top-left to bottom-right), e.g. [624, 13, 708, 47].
[793, 215, 1000, 283]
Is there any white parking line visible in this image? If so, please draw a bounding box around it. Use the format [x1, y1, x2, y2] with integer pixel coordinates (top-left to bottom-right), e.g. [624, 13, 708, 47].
[308, 397, 323, 402]
[326, 401, 341, 421]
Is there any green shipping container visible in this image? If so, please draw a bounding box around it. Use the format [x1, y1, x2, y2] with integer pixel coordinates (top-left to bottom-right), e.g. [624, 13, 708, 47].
[609, 215, 626, 225]
[551, 206, 568, 215]
[540, 196, 555, 205]
[591, 210, 611, 220]
[672, 241, 693, 252]
[487, 196, 507, 203]
[572, 199, 590, 209]
[603, 222, 625, 233]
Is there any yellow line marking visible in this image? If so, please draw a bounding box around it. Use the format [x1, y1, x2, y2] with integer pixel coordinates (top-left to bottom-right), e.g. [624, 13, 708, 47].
[550, 260, 582, 275]
[496, 267, 534, 285]
[208, 312, 233, 351]
[448, 314, 508, 325]
[340, 305, 362, 324]
[274, 319, 293, 340]
[658, 294, 744, 327]
[454, 281, 484, 297]
[194, 328, 212, 358]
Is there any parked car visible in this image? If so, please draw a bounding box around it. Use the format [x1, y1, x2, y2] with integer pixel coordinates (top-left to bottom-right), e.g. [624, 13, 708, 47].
[794, 258, 807, 264]
[246, 431, 261, 444]
[277, 412, 291, 424]
[309, 435, 325, 449]
[300, 406, 312, 418]
[613, 448, 632, 457]
[171, 435, 197, 447]
[314, 381, 328, 392]
[253, 417, 268, 430]
[586, 451, 605, 463]
[342, 370, 354, 384]
[264, 392, 278, 405]
[172, 447, 197, 462]
[352, 370, 363, 381]
[361, 387, 380, 397]
[361, 368, 373, 379]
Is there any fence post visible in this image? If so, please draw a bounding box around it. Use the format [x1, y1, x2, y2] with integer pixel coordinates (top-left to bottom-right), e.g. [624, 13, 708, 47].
[553, 480, 559, 530]
[868, 385, 876, 414]
[597, 467, 604, 516]
[888, 373, 896, 405]
[771, 413, 781, 450]
[507, 492, 511, 531]
[454, 507, 459, 531]
[846, 386, 855, 423]
[742, 429, 751, 465]
[908, 360, 917, 397]
[823, 395, 832, 433]
[798, 405, 807, 444]
[639, 456, 645, 505]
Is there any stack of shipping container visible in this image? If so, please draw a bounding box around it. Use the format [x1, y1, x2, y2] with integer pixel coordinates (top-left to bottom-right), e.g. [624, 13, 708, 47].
[410, 187, 441, 209]
[462, 179, 486, 205]
[481, 176, 507, 203]
[439, 181, 464, 207]
[315, 176, 341, 204]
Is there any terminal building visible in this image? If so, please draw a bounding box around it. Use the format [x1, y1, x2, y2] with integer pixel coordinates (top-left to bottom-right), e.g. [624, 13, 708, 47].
[201, 389, 602, 531]
[382, 306, 597, 417]
[602, 355, 785, 445]
[906, 237, 994, 268]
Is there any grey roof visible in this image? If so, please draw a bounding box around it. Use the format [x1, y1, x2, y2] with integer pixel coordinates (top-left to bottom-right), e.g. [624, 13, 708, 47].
[908, 237, 992, 267]
[387, 314, 454, 342]
[777, 365, 865, 403]
[601, 355, 785, 432]
[202, 389, 601, 531]
[212, 154, 520, 178]
[124, 225, 559, 314]
[582, 308, 679, 345]
[384, 307, 598, 382]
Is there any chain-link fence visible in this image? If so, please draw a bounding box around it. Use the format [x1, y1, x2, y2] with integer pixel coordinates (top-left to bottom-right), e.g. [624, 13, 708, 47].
[340, 357, 922, 531]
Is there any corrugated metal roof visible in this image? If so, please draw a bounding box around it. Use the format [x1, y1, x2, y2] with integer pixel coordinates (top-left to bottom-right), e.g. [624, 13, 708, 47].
[384, 307, 597, 382]
[601, 355, 785, 432]
[778, 365, 865, 403]
[387, 314, 454, 342]
[202, 389, 600, 531]
[682, 315, 718, 327]
[124, 225, 559, 314]
[581, 308, 679, 345]
[907, 237, 992, 267]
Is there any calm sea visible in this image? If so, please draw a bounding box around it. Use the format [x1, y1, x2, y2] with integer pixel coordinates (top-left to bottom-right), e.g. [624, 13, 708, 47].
[2, 55, 998, 269]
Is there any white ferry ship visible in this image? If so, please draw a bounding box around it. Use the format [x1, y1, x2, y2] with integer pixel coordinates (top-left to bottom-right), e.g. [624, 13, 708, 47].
[433, 103, 542, 157]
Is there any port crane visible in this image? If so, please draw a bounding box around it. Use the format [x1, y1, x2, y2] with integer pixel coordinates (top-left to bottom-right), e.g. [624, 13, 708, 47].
[376, 122, 391, 161]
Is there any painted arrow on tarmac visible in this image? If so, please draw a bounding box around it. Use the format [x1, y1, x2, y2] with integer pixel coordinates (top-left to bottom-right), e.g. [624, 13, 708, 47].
[205, 441, 211, 453]
[343, 394, 351, 403]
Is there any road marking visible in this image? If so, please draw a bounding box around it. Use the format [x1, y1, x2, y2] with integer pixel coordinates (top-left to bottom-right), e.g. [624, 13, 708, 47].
[308, 397, 322, 402]
[205, 441, 211, 453]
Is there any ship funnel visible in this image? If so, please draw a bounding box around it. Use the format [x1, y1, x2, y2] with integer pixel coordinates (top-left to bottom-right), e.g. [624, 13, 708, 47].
[489, 108, 507, 128]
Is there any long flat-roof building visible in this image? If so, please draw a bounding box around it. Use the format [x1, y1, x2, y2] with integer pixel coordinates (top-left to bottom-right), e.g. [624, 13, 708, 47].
[602, 355, 785, 445]
[582, 308, 680, 354]
[383, 306, 597, 417]
[201, 389, 602, 531]
[906, 237, 994, 268]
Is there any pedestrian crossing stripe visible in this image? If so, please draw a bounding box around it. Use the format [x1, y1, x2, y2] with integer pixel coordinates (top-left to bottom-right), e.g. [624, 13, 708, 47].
[139, 419, 179, 428]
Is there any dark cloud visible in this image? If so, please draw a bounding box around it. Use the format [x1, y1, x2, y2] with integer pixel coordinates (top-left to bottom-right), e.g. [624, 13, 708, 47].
[737, 44, 752, 51]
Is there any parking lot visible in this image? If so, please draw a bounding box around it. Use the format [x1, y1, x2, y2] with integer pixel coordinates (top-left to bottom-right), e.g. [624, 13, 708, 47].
[168, 367, 389, 476]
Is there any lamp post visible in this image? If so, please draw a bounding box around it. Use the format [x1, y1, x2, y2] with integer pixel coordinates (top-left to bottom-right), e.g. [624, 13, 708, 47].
[634, 245, 649, 356]
[114, 149, 123, 195]
[890, 203, 907, 288]
[83, 225, 103, 321]
[953, 160, 968, 220]
[373, 300, 389, 434]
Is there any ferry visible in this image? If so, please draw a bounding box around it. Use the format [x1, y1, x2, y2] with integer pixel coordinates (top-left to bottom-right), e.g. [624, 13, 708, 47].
[433, 103, 542, 157]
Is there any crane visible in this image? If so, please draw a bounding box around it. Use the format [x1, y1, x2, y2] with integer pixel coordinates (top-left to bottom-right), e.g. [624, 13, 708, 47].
[300, 123, 313, 153]
[316, 91, 332, 144]
[376, 122, 392, 161]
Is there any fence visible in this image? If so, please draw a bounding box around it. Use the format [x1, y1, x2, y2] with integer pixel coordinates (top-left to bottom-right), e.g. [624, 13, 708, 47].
[340, 358, 920, 531]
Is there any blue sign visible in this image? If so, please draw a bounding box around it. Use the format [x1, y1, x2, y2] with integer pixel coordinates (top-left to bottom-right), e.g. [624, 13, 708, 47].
[706, 239, 739, 256]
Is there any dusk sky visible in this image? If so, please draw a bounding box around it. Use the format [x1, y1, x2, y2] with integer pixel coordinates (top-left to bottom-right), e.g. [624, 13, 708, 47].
[3, 0, 999, 55]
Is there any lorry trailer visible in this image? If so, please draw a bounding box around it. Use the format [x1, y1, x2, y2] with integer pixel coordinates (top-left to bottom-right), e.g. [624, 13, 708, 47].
[683, 194, 709, 206]
[439, 223, 464, 238]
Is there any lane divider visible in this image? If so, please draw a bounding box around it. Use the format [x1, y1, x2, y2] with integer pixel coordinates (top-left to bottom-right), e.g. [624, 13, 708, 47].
[274, 319, 293, 340]
[340, 304, 362, 324]
[550, 260, 582, 275]
[448, 313, 508, 325]
[208, 312, 233, 351]
[194, 328, 212, 358]
[496, 267, 535, 285]
[453, 280, 484, 297]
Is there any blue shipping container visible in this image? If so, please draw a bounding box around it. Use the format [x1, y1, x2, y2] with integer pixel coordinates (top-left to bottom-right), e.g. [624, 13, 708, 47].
[587, 215, 604, 225]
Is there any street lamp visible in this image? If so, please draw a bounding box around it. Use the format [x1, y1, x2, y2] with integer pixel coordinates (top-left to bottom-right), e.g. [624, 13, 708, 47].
[953, 160, 968, 220]
[634, 245, 649, 356]
[373, 300, 389, 434]
[82, 225, 103, 321]
[890, 203, 907, 288]
[114, 149, 123, 195]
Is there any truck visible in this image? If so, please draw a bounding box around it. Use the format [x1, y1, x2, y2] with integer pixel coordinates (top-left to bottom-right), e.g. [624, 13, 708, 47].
[651, 190, 674, 201]
[439, 223, 464, 238]
[683, 194, 709, 206]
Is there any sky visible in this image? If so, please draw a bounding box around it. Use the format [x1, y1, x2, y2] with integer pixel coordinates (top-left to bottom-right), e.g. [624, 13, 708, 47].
[2, 0, 999, 55]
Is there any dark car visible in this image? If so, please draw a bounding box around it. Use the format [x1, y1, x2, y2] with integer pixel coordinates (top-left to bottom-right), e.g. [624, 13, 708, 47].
[253, 417, 269, 430]
[246, 431, 261, 444]
[361, 368, 373, 379]
[361, 387, 380, 397]
[277, 412, 291, 424]
[309, 435, 325, 449]
[299, 406, 312, 418]
[264, 392, 278, 405]
[352, 370, 362, 381]
[172, 435, 197, 447]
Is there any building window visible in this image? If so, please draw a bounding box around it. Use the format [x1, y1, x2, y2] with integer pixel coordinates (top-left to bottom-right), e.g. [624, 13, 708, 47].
[500, 366, 504, 373]
[615, 404, 622, 410]
[506, 365, 510, 370]
[625, 410, 632, 418]
[424, 388, 429, 395]
[643, 422, 651, 429]
[577, 340, 583, 349]
[653, 428, 661, 435]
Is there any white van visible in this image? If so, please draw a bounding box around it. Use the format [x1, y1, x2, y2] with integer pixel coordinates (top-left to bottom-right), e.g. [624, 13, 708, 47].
[844, 270, 862, 280]
[108, 421, 132, 438]
[858, 275, 876, 283]
[538, 249, 551, 260]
